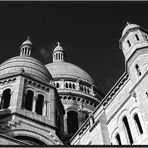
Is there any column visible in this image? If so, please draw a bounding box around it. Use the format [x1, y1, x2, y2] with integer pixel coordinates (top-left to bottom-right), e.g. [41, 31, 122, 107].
[43, 100, 48, 116]
[89, 114, 94, 127]
[78, 110, 84, 128]
[60, 79, 65, 89]
[76, 79, 80, 90]
[29, 49, 31, 56]
[26, 48, 28, 55]
[90, 85, 94, 96]
[9, 90, 14, 108]
[0, 94, 2, 109]
[46, 102, 50, 120]
[32, 96, 37, 112]
[64, 112, 68, 134]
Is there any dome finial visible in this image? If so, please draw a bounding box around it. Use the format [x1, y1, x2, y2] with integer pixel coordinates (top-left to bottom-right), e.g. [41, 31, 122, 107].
[126, 21, 130, 26]
[52, 41, 64, 62]
[27, 36, 30, 40]
[57, 41, 61, 46]
[20, 36, 33, 56]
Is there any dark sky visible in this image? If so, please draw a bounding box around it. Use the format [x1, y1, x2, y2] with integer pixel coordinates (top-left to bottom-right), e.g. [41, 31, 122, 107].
[0, 1, 148, 95]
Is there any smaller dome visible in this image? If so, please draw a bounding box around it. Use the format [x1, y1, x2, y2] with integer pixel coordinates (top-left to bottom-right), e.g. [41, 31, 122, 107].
[53, 42, 63, 53]
[122, 23, 139, 37]
[21, 36, 32, 46]
[0, 56, 53, 84]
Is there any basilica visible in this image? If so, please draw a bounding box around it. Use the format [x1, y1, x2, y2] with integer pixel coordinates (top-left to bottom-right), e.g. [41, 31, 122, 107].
[0, 23, 148, 145]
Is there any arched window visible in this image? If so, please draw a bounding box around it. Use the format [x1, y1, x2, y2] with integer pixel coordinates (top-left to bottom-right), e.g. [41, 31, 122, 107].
[127, 40, 131, 47]
[67, 111, 78, 135]
[123, 116, 133, 144]
[65, 83, 68, 88]
[84, 87, 86, 92]
[134, 113, 143, 135]
[0, 89, 11, 109]
[115, 133, 122, 145]
[69, 83, 72, 89]
[135, 64, 141, 76]
[73, 84, 75, 89]
[24, 90, 34, 111]
[56, 83, 59, 88]
[135, 34, 139, 41]
[87, 88, 90, 94]
[35, 94, 44, 115]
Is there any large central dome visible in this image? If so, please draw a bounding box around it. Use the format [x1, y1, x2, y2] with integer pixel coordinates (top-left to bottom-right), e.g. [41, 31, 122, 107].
[45, 42, 94, 85]
[46, 61, 94, 84]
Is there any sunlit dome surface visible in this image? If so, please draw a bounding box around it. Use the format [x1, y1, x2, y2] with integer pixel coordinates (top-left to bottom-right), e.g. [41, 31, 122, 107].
[46, 61, 94, 84]
[0, 56, 53, 83]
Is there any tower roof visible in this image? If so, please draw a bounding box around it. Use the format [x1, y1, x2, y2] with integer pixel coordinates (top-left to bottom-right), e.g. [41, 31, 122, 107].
[20, 36, 34, 56]
[52, 42, 64, 62]
[122, 22, 139, 37]
[21, 36, 32, 46]
[53, 42, 63, 53]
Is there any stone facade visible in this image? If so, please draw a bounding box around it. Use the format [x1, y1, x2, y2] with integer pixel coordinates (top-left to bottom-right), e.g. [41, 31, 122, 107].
[71, 23, 148, 145]
[45, 42, 103, 144]
[0, 36, 102, 145]
[0, 38, 64, 145]
[0, 23, 148, 145]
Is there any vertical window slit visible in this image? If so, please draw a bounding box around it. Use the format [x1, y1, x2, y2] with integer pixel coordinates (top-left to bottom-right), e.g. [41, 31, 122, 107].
[135, 34, 139, 41]
[134, 114, 143, 135]
[123, 116, 133, 144]
[135, 64, 141, 76]
[116, 133, 122, 145]
[127, 40, 131, 47]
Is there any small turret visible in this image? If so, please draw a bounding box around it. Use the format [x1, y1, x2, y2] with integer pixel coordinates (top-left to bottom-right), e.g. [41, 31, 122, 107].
[119, 22, 148, 62]
[52, 42, 64, 62]
[20, 36, 33, 56]
[120, 22, 148, 84]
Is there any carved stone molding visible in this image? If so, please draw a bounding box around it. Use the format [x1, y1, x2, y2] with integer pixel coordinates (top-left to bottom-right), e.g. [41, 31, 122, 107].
[25, 78, 50, 92]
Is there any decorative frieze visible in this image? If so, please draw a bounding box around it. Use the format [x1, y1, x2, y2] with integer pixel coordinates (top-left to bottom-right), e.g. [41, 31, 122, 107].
[103, 73, 129, 107]
[25, 78, 50, 92]
[54, 79, 99, 99]
[78, 120, 90, 136]
[60, 95, 97, 108]
[0, 77, 16, 85]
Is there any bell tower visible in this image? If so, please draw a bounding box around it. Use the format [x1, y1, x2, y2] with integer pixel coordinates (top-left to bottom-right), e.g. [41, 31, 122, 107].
[119, 22, 148, 84]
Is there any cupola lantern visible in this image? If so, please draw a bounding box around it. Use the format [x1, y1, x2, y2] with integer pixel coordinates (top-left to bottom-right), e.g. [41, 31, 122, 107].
[20, 36, 33, 56]
[52, 42, 64, 62]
